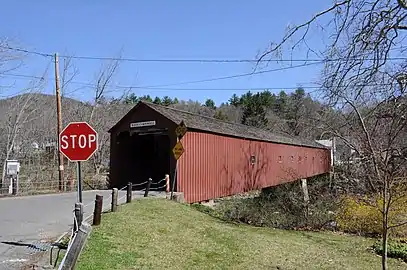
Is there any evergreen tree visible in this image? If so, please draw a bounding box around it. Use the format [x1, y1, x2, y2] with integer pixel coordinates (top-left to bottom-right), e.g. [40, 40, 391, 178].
[229, 94, 240, 106]
[275, 90, 288, 116]
[241, 93, 268, 128]
[162, 96, 173, 106]
[123, 93, 139, 104]
[153, 96, 162, 104]
[139, 95, 153, 102]
[204, 98, 216, 109]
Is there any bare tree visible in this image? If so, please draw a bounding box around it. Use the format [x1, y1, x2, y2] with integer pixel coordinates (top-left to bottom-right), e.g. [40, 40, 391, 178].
[171, 100, 216, 117]
[258, 1, 407, 268]
[60, 53, 80, 98]
[87, 55, 130, 176]
[0, 38, 25, 77]
[0, 66, 50, 191]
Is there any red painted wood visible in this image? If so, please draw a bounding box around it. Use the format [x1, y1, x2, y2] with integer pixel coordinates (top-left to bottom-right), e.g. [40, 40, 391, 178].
[178, 131, 330, 203]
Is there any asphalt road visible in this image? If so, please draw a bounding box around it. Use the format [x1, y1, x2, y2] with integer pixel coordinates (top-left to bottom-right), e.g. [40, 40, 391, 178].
[0, 190, 165, 269]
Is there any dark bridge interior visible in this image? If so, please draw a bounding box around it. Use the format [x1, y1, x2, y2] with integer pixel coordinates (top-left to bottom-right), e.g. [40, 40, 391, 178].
[115, 129, 172, 190]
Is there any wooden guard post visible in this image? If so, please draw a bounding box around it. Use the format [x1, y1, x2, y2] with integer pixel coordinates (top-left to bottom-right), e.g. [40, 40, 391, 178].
[127, 182, 132, 203]
[93, 194, 103, 226]
[111, 188, 118, 212]
[165, 174, 170, 193]
[144, 178, 152, 197]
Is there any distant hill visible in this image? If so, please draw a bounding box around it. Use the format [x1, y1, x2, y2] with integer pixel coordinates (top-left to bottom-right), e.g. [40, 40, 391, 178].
[0, 93, 132, 165]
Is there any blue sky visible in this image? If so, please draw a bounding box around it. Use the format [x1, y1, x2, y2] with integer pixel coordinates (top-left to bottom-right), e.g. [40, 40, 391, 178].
[0, 1, 332, 105]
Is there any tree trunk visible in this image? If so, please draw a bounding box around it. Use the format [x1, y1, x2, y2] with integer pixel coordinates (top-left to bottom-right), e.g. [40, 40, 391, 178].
[381, 224, 388, 270]
[1, 161, 6, 193]
[382, 185, 389, 270]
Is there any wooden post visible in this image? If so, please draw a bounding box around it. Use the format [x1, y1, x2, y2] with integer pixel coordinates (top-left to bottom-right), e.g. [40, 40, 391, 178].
[126, 182, 132, 203]
[111, 188, 118, 212]
[144, 178, 152, 197]
[93, 194, 103, 226]
[300, 178, 310, 220]
[74, 203, 84, 232]
[54, 53, 64, 192]
[59, 223, 92, 270]
[11, 176, 17, 195]
[301, 179, 309, 203]
[171, 164, 177, 200]
[165, 174, 170, 193]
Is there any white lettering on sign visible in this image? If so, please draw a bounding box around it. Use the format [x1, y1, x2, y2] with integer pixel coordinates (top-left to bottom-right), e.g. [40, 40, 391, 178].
[60, 134, 97, 149]
[130, 121, 156, 128]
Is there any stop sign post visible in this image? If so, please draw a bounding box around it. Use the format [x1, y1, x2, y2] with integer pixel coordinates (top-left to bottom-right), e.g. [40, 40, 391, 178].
[59, 122, 98, 203]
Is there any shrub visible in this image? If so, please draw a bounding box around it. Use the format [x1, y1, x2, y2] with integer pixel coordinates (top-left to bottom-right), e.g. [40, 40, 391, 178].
[373, 238, 407, 262]
[190, 203, 223, 219]
[335, 195, 382, 236]
[214, 197, 301, 228]
[211, 176, 339, 231]
[336, 194, 407, 237]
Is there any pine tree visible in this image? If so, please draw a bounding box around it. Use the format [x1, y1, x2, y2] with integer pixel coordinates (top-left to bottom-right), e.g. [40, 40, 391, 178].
[241, 93, 268, 128]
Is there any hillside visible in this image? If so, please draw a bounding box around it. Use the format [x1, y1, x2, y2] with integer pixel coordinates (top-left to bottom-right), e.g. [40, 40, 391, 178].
[0, 93, 132, 191]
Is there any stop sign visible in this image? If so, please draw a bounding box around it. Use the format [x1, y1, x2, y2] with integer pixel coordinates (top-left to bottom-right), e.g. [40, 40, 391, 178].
[59, 122, 98, 161]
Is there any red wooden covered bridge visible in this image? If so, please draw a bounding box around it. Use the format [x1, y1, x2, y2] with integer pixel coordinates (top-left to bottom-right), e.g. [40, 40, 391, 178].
[108, 101, 331, 203]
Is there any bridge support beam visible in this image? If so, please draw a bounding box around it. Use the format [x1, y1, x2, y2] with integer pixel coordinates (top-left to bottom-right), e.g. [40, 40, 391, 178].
[300, 179, 309, 204]
[300, 178, 310, 220]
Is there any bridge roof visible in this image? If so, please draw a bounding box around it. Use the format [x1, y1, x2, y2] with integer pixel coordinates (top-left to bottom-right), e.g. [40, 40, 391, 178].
[110, 101, 328, 150]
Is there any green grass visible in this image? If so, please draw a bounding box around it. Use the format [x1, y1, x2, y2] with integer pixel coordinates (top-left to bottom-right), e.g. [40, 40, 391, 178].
[77, 198, 406, 270]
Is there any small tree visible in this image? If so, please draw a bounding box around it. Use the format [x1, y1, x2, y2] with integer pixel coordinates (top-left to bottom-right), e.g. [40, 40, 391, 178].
[161, 96, 173, 106]
[0, 64, 50, 190]
[153, 96, 162, 104]
[241, 93, 268, 128]
[204, 98, 216, 110]
[257, 1, 407, 268]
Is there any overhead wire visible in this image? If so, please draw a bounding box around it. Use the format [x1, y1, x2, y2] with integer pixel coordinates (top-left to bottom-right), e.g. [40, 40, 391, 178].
[0, 62, 324, 93]
[0, 45, 405, 98]
[0, 71, 398, 94]
[1, 45, 407, 63]
[0, 45, 52, 58]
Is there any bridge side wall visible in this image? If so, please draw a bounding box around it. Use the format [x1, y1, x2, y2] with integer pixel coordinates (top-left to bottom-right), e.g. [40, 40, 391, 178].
[178, 131, 331, 203]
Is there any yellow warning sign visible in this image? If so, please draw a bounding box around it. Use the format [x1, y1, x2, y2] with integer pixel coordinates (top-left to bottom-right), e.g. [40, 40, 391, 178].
[172, 141, 185, 160]
[175, 121, 187, 139]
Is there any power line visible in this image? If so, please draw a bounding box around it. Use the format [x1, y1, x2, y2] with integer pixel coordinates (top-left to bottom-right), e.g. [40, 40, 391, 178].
[1, 45, 407, 63]
[0, 71, 397, 92]
[0, 45, 52, 58]
[1, 62, 323, 90]
[113, 83, 396, 91]
[58, 55, 407, 63]
[135, 62, 324, 88]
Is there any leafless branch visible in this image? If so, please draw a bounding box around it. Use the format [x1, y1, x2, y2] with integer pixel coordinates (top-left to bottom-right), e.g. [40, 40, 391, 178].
[60, 53, 79, 98]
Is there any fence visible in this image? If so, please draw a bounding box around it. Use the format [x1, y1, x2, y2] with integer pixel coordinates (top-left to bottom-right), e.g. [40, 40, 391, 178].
[0, 172, 110, 196]
[0, 157, 109, 197]
[55, 177, 169, 269]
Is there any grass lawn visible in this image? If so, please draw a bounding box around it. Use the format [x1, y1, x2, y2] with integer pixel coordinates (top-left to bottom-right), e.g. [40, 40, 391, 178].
[76, 198, 406, 270]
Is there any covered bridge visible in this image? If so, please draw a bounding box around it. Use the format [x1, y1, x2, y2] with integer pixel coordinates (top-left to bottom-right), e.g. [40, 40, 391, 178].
[108, 101, 331, 203]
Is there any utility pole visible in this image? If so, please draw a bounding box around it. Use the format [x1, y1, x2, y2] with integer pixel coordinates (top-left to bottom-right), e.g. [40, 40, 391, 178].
[55, 53, 64, 192]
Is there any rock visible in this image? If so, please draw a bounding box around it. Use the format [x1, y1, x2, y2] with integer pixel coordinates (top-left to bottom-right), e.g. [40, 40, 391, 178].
[170, 192, 185, 203]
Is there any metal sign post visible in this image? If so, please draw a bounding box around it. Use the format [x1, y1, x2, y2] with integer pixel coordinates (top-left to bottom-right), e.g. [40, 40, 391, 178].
[77, 161, 83, 203]
[171, 121, 187, 199]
